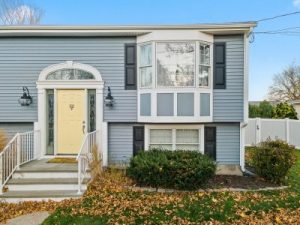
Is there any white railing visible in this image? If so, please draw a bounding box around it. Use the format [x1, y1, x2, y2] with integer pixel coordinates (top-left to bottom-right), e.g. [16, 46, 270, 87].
[0, 130, 40, 194]
[245, 118, 300, 148]
[77, 130, 99, 194]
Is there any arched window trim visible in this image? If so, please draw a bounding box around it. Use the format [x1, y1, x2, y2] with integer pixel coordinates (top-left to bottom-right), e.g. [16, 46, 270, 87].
[38, 61, 102, 82]
[46, 68, 95, 80]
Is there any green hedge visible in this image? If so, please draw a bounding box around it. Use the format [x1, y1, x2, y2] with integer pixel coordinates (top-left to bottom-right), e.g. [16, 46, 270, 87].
[126, 149, 216, 190]
[251, 139, 296, 184]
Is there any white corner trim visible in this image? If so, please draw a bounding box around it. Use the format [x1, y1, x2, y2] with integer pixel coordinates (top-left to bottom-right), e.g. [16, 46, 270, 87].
[38, 61, 103, 81]
[243, 33, 249, 123]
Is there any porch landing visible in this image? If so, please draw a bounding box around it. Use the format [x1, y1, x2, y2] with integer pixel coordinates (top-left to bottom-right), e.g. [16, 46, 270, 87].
[0, 159, 90, 203]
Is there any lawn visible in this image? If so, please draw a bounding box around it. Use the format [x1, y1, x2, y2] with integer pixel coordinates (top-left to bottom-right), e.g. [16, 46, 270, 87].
[41, 151, 300, 225]
[1, 152, 299, 225]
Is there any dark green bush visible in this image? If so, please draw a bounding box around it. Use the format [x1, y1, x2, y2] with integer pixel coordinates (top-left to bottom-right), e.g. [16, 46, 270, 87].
[251, 139, 296, 184]
[126, 149, 216, 190]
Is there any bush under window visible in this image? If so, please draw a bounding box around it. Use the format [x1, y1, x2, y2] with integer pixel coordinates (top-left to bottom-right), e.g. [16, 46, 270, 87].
[126, 149, 216, 190]
[250, 139, 296, 184]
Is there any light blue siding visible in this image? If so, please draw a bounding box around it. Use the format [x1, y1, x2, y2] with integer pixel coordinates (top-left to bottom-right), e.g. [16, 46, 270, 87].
[108, 123, 134, 164]
[157, 93, 174, 116]
[140, 94, 151, 116]
[215, 123, 240, 164]
[177, 93, 194, 116]
[0, 37, 136, 122]
[200, 93, 210, 116]
[0, 123, 33, 141]
[213, 35, 244, 122]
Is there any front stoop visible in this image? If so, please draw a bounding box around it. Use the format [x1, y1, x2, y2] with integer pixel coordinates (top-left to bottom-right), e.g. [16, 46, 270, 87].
[0, 159, 90, 203]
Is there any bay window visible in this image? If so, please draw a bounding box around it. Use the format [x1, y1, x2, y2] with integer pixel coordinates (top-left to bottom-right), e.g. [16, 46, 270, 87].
[157, 42, 195, 87]
[139, 44, 152, 88]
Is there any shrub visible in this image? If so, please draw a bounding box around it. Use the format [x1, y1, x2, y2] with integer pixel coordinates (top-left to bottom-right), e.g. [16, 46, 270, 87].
[0, 129, 7, 152]
[126, 149, 216, 190]
[251, 139, 296, 184]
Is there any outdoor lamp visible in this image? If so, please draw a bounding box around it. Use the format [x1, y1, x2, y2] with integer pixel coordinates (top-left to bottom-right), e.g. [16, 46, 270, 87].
[18, 87, 32, 106]
[105, 87, 114, 107]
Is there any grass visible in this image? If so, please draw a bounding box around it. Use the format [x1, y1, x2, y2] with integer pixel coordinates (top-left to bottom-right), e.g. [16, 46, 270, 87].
[42, 151, 300, 225]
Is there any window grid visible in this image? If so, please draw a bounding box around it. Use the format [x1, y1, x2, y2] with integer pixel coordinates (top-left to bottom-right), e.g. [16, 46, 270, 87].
[149, 128, 200, 151]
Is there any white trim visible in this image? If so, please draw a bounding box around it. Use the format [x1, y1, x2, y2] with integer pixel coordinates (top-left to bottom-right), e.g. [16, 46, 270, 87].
[36, 62, 104, 157]
[144, 124, 204, 153]
[138, 88, 213, 123]
[38, 61, 102, 82]
[243, 33, 249, 123]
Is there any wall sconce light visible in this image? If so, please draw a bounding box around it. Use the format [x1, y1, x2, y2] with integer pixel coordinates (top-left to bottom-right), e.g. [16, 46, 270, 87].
[105, 87, 114, 107]
[18, 87, 32, 106]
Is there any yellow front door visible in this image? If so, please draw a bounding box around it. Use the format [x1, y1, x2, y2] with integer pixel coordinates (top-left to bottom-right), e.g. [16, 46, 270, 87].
[57, 89, 85, 154]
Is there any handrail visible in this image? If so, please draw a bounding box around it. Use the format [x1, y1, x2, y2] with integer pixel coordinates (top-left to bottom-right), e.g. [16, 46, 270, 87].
[0, 130, 40, 194]
[77, 130, 99, 194]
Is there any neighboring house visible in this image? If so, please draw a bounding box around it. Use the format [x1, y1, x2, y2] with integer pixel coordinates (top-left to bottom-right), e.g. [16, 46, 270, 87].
[290, 100, 300, 119]
[0, 23, 256, 200]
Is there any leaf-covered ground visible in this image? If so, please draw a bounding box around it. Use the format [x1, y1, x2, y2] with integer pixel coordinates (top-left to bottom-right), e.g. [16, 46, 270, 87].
[1, 151, 300, 225]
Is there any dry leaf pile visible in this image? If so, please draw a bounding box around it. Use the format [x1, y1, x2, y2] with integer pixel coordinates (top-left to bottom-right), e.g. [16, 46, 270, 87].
[0, 169, 299, 224]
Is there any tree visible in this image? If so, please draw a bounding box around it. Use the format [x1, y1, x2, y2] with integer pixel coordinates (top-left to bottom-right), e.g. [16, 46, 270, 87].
[272, 102, 298, 119]
[249, 101, 274, 118]
[268, 64, 300, 101]
[0, 0, 43, 25]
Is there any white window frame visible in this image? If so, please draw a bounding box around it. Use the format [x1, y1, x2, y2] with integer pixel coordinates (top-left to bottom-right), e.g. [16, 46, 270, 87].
[145, 124, 205, 153]
[138, 42, 153, 89]
[198, 42, 212, 88]
[156, 41, 196, 88]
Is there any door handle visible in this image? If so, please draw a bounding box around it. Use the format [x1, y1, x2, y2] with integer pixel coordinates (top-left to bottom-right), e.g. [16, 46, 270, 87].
[82, 121, 86, 134]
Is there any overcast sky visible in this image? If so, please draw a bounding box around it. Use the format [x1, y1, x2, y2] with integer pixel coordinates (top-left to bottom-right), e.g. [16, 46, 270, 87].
[31, 0, 300, 100]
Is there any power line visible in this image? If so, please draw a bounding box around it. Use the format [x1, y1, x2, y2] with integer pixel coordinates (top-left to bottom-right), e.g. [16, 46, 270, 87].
[256, 11, 300, 22]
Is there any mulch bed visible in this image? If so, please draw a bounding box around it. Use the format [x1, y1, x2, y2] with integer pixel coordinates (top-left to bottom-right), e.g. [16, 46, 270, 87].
[206, 175, 280, 189]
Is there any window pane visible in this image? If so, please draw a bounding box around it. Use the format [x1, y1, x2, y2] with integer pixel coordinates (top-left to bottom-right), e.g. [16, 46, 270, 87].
[150, 129, 172, 144]
[46, 90, 54, 155]
[140, 44, 152, 67]
[176, 144, 199, 151]
[199, 66, 209, 87]
[200, 44, 210, 65]
[157, 43, 195, 87]
[47, 69, 95, 80]
[176, 129, 199, 144]
[140, 67, 152, 87]
[149, 144, 172, 150]
[88, 90, 96, 132]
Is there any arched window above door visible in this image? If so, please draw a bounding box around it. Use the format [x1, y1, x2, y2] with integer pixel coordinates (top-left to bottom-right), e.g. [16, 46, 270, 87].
[38, 61, 102, 82]
[46, 69, 95, 80]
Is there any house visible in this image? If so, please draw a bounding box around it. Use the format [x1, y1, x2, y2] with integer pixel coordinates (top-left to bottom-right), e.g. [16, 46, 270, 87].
[0, 22, 256, 201]
[290, 100, 300, 119]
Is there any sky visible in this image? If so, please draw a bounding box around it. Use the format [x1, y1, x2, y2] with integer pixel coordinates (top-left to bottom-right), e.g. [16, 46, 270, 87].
[31, 0, 300, 100]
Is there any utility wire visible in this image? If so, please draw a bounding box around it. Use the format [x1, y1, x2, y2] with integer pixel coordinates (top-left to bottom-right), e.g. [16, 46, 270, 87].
[256, 11, 300, 22]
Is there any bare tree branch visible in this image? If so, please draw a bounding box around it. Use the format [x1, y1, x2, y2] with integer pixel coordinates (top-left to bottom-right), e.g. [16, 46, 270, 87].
[268, 64, 300, 101]
[0, 0, 43, 25]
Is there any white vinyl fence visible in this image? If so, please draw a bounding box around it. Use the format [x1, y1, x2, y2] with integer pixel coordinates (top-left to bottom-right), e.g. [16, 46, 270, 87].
[245, 118, 300, 148]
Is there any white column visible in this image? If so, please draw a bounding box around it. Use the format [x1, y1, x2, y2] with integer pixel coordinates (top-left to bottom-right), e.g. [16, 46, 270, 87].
[37, 88, 46, 158]
[286, 118, 290, 143]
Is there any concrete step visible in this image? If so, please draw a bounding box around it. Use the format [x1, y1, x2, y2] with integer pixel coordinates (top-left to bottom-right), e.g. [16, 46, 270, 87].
[6, 178, 89, 191]
[0, 190, 82, 203]
[12, 171, 79, 179]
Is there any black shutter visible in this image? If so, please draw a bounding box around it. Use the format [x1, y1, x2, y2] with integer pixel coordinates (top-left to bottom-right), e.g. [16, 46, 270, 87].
[213, 42, 226, 89]
[125, 44, 137, 90]
[133, 126, 144, 156]
[204, 127, 216, 160]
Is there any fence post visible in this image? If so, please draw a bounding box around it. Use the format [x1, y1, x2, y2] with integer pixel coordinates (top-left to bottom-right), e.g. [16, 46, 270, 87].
[255, 118, 261, 145]
[16, 133, 21, 169]
[286, 118, 290, 144]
